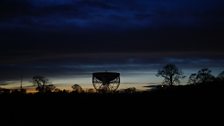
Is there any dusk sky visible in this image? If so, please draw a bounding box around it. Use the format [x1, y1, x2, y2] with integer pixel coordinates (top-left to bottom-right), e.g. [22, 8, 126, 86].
[1, 0, 224, 90]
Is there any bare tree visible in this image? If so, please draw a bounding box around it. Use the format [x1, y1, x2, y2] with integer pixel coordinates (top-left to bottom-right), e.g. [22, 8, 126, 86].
[156, 64, 185, 86]
[196, 68, 215, 83]
[45, 84, 56, 92]
[188, 73, 197, 85]
[33, 76, 55, 93]
[217, 71, 224, 80]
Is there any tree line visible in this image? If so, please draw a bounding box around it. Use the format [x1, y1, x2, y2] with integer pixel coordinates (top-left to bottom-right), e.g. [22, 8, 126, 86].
[156, 64, 224, 86]
[0, 63, 224, 94]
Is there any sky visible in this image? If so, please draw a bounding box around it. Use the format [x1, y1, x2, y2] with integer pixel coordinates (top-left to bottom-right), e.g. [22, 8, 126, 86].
[0, 0, 224, 90]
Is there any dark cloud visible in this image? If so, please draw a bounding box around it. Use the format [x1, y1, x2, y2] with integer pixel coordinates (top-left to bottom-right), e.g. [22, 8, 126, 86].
[1, 0, 224, 30]
[0, 0, 224, 82]
[0, 52, 224, 80]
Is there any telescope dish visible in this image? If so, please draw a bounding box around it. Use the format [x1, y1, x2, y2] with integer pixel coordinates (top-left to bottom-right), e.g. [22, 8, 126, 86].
[92, 72, 120, 92]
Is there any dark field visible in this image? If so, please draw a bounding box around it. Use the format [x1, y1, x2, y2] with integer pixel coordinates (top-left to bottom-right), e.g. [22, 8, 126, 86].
[0, 82, 223, 125]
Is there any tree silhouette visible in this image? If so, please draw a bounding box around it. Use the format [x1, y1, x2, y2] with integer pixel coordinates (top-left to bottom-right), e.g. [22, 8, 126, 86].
[33, 76, 48, 86]
[123, 87, 136, 93]
[87, 88, 95, 93]
[188, 73, 197, 85]
[217, 71, 224, 80]
[54, 88, 62, 93]
[45, 84, 56, 92]
[33, 76, 55, 93]
[71, 84, 83, 93]
[196, 68, 215, 83]
[156, 64, 185, 86]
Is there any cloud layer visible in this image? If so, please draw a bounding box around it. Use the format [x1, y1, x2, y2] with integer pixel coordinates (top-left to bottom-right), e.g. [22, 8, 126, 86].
[1, 0, 224, 31]
[0, 0, 224, 82]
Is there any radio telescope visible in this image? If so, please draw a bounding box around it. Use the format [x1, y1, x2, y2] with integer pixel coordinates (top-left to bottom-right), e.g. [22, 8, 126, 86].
[92, 72, 120, 92]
